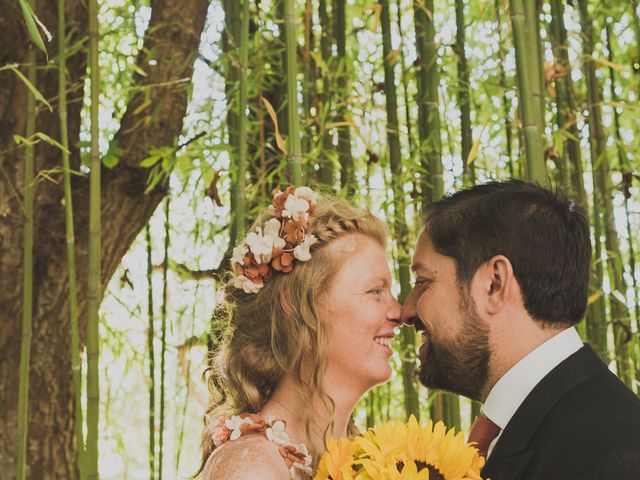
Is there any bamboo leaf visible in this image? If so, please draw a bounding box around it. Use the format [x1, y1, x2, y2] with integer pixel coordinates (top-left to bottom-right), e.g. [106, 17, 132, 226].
[387, 49, 401, 67]
[133, 99, 152, 116]
[364, 4, 382, 32]
[588, 290, 603, 305]
[17, 0, 49, 56]
[414, 0, 433, 22]
[260, 96, 287, 154]
[34, 132, 70, 153]
[140, 155, 161, 168]
[466, 137, 481, 166]
[13, 133, 70, 153]
[0, 64, 52, 111]
[612, 290, 628, 306]
[592, 56, 627, 72]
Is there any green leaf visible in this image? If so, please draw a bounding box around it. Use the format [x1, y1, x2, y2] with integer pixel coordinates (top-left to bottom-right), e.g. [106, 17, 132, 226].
[34, 132, 69, 153]
[17, 0, 48, 56]
[0, 64, 52, 112]
[102, 142, 123, 169]
[13, 133, 69, 153]
[140, 155, 161, 168]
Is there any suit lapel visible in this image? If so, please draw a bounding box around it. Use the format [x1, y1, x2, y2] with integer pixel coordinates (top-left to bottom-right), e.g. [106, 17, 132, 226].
[482, 345, 606, 478]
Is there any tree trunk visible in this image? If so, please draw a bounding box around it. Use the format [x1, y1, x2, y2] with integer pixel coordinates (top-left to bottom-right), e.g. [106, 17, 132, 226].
[0, 0, 210, 477]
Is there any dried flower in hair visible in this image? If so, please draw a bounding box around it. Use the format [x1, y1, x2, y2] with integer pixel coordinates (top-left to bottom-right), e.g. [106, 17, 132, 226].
[231, 186, 318, 293]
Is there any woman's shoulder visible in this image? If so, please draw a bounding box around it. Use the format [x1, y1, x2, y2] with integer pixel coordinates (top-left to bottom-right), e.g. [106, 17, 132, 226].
[202, 434, 289, 480]
[200, 413, 313, 480]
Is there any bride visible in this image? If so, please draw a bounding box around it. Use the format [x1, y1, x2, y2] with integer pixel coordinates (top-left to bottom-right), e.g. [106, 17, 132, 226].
[197, 187, 401, 479]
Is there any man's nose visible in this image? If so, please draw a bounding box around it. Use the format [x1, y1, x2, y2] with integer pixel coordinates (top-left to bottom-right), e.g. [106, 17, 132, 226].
[400, 290, 417, 326]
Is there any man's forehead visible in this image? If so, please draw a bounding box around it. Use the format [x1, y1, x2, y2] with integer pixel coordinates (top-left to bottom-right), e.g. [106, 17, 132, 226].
[411, 232, 437, 273]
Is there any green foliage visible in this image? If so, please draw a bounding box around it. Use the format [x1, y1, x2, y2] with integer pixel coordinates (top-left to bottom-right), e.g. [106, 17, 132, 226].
[17, 0, 50, 56]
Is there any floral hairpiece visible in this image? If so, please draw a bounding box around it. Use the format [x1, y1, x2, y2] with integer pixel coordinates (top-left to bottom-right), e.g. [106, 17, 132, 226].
[232, 186, 318, 294]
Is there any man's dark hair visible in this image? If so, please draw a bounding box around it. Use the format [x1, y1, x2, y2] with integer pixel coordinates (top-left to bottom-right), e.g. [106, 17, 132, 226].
[423, 180, 591, 326]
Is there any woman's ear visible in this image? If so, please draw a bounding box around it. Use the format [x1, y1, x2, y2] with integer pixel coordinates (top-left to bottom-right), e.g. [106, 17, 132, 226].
[477, 255, 514, 315]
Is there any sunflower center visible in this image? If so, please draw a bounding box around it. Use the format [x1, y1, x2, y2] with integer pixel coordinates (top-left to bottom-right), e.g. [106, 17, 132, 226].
[396, 461, 445, 480]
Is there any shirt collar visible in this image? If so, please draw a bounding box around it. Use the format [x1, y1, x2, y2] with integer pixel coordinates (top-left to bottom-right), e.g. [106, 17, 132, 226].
[482, 327, 583, 430]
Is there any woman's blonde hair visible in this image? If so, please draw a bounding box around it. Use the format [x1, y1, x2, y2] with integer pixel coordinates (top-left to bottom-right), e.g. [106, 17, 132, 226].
[198, 193, 387, 471]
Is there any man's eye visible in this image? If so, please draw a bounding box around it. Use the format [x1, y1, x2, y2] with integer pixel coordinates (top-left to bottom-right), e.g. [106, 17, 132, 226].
[369, 287, 383, 295]
[413, 279, 431, 289]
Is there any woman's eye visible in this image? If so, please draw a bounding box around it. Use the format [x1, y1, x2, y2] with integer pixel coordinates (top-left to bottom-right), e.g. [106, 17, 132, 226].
[369, 287, 383, 295]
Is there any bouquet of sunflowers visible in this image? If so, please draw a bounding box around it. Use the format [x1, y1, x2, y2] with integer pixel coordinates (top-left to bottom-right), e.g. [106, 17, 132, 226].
[315, 416, 484, 480]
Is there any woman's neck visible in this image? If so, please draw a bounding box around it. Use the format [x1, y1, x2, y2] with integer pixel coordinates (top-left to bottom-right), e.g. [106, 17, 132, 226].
[259, 375, 362, 456]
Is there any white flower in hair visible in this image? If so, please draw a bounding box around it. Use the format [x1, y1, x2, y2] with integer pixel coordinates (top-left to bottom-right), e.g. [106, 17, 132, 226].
[234, 274, 263, 294]
[266, 420, 290, 445]
[282, 195, 310, 222]
[293, 186, 317, 205]
[231, 244, 248, 266]
[245, 227, 275, 264]
[293, 234, 317, 262]
[263, 218, 286, 249]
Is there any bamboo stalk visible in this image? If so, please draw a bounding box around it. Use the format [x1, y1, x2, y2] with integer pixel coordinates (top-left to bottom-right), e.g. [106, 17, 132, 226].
[283, 0, 303, 185]
[174, 285, 198, 475]
[58, 0, 85, 476]
[146, 226, 155, 480]
[235, 0, 250, 237]
[547, 0, 569, 189]
[223, 0, 240, 246]
[414, 0, 443, 204]
[381, 0, 419, 420]
[158, 199, 170, 479]
[509, 0, 546, 183]
[318, 0, 334, 186]
[548, 0, 585, 197]
[335, 0, 354, 194]
[395, 0, 416, 178]
[85, 0, 101, 475]
[302, 0, 313, 159]
[579, 0, 634, 387]
[16, 11, 37, 479]
[455, 0, 474, 186]
[494, 0, 515, 178]
[631, 0, 640, 94]
[604, 22, 640, 386]
[524, 0, 545, 133]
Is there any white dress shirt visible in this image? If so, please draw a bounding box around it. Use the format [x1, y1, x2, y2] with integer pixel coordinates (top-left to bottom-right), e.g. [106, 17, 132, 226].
[481, 327, 584, 458]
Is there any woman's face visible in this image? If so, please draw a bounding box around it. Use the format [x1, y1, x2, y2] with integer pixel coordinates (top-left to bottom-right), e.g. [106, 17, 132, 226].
[323, 234, 401, 394]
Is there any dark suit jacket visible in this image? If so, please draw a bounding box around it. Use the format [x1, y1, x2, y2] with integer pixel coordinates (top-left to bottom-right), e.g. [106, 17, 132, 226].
[482, 344, 640, 480]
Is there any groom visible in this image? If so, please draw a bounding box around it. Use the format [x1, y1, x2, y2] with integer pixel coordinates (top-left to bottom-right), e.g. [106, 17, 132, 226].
[401, 180, 640, 479]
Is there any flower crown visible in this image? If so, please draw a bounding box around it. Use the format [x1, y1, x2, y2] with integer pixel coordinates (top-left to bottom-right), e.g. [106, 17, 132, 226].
[232, 186, 318, 294]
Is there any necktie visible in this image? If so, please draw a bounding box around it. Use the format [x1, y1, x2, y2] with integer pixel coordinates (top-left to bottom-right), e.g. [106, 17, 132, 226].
[468, 414, 501, 458]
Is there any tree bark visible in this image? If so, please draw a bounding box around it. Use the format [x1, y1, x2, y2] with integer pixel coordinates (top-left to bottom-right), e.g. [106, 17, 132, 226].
[0, 0, 210, 477]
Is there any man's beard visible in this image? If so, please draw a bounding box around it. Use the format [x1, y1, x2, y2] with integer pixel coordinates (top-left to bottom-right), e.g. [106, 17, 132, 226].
[417, 287, 490, 401]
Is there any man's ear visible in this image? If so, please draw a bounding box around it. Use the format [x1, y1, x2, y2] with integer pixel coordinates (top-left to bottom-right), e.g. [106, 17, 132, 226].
[478, 255, 514, 314]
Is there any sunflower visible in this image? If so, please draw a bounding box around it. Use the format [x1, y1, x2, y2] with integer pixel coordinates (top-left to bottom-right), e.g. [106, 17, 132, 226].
[315, 416, 484, 480]
[315, 437, 363, 480]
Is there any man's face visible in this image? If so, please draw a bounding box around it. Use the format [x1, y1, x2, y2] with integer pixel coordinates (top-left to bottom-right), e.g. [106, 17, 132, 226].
[401, 231, 490, 401]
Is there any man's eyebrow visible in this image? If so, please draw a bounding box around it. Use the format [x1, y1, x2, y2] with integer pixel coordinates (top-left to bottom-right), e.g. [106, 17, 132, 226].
[411, 261, 435, 275]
